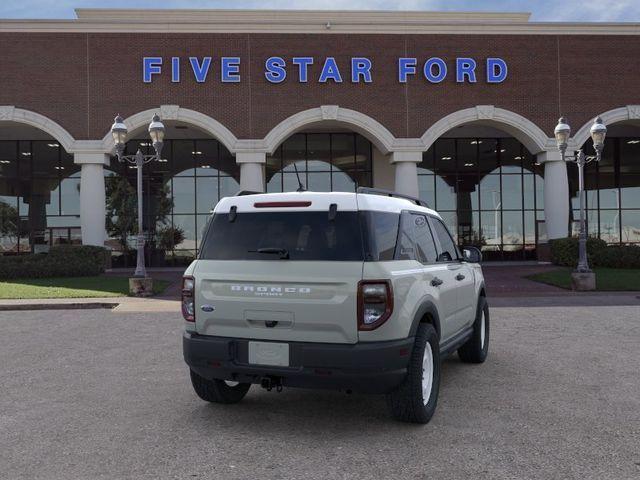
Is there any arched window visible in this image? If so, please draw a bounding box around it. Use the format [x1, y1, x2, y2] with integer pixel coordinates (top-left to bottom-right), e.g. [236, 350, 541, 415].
[571, 136, 640, 244]
[107, 138, 239, 266]
[0, 139, 80, 254]
[418, 137, 543, 260]
[266, 133, 372, 192]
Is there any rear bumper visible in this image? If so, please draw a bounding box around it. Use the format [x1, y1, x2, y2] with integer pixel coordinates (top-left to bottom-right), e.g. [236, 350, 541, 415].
[183, 331, 413, 394]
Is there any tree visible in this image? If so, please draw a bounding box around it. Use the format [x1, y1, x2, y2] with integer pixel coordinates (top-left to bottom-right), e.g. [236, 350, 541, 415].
[0, 201, 20, 248]
[105, 176, 137, 251]
[105, 176, 173, 251]
[0, 201, 19, 238]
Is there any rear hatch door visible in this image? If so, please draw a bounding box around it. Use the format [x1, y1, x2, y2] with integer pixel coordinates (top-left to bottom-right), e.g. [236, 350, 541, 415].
[194, 260, 361, 344]
[193, 193, 363, 344]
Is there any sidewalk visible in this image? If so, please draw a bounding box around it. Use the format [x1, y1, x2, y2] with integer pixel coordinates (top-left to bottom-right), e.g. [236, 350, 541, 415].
[1, 264, 638, 312]
[0, 296, 180, 313]
[482, 264, 567, 296]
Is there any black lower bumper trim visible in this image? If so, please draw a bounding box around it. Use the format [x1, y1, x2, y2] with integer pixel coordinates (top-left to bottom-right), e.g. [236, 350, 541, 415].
[183, 332, 413, 394]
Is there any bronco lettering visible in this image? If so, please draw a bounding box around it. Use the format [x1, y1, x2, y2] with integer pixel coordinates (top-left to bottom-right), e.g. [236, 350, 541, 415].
[230, 285, 312, 295]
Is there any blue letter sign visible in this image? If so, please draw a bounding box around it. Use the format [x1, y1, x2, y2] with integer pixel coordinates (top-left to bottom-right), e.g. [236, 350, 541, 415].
[143, 57, 162, 83]
[143, 55, 508, 85]
[319, 57, 343, 83]
[398, 58, 417, 83]
[221, 57, 241, 82]
[292, 57, 314, 82]
[424, 57, 447, 83]
[265, 57, 287, 83]
[351, 58, 372, 83]
[456, 58, 477, 83]
[189, 57, 212, 83]
[487, 58, 508, 83]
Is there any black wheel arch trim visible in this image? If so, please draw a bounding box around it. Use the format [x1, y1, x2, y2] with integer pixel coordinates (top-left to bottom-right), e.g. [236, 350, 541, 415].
[478, 280, 487, 298]
[409, 299, 441, 340]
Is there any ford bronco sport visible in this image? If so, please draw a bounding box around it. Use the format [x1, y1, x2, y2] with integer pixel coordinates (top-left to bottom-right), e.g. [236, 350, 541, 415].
[182, 188, 489, 424]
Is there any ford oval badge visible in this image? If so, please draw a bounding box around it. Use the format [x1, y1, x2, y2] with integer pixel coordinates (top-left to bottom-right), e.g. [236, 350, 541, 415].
[200, 305, 215, 312]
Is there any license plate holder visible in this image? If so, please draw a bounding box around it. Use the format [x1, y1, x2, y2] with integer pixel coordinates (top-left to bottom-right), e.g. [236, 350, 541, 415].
[248, 341, 290, 367]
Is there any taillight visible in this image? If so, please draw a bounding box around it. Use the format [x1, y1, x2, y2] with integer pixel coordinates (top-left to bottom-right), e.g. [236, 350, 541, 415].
[358, 280, 393, 331]
[182, 276, 195, 322]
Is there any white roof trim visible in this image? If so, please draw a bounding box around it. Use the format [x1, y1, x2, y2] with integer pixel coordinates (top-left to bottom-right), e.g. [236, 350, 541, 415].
[1, 9, 639, 35]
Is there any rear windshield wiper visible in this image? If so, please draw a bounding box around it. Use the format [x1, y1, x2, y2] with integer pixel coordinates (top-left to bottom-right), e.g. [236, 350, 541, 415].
[248, 247, 290, 259]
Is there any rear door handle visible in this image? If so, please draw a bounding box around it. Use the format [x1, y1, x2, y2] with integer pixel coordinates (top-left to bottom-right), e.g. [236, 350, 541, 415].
[455, 274, 465, 281]
[431, 277, 443, 287]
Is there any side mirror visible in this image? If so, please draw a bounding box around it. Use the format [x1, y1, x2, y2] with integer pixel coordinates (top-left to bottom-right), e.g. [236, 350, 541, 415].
[462, 246, 482, 263]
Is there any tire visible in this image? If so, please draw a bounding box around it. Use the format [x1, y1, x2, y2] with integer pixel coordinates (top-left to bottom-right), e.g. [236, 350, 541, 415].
[189, 369, 251, 404]
[458, 296, 490, 364]
[386, 323, 441, 424]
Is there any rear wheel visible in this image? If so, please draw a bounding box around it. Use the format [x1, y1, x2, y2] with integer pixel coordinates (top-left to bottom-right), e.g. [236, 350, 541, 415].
[189, 369, 251, 404]
[458, 296, 489, 363]
[386, 323, 440, 424]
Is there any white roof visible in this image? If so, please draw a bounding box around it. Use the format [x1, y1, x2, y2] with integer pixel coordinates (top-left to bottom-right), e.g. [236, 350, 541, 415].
[214, 191, 440, 217]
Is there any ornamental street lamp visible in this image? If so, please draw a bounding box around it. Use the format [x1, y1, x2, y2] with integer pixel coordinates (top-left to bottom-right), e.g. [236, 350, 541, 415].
[111, 113, 165, 280]
[554, 116, 607, 283]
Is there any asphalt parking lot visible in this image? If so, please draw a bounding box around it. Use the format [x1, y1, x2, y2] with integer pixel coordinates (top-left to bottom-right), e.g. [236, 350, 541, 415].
[1, 305, 639, 480]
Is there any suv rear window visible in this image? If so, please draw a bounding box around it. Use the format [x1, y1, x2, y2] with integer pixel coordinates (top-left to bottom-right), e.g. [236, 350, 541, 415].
[200, 211, 365, 261]
[199, 210, 402, 262]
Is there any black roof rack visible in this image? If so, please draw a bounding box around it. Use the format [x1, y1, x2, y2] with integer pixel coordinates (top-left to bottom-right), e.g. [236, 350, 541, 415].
[235, 190, 262, 196]
[356, 187, 429, 208]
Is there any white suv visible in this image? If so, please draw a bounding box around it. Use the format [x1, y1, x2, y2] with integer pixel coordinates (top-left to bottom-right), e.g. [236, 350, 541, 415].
[182, 188, 489, 423]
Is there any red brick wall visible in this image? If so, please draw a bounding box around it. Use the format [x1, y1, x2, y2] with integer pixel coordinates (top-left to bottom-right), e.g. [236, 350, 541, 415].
[1, 32, 639, 142]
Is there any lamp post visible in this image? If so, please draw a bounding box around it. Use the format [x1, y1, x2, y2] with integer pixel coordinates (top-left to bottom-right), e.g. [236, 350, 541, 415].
[110, 113, 165, 286]
[554, 116, 607, 289]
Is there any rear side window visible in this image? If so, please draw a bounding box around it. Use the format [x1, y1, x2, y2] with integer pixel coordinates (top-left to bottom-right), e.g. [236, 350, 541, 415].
[395, 212, 437, 263]
[412, 214, 438, 263]
[360, 211, 399, 261]
[199, 211, 364, 261]
[431, 218, 459, 262]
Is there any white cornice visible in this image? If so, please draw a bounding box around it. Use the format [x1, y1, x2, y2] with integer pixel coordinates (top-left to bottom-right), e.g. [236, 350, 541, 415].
[0, 9, 639, 35]
[75, 9, 533, 23]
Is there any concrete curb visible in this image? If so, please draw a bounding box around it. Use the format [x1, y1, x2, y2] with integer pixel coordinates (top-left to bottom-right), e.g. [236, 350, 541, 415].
[0, 302, 120, 312]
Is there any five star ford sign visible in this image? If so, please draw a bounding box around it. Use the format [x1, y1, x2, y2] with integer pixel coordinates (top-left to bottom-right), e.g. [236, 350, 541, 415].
[142, 56, 508, 84]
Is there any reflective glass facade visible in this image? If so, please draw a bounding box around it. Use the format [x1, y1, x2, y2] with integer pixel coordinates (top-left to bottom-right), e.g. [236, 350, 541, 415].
[419, 138, 544, 260]
[266, 133, 373, 192]
[3, 131, 640, 265]
[0, 140, 81, 254]
[571, 137, 640, 244]
[107, 139, 238, 265]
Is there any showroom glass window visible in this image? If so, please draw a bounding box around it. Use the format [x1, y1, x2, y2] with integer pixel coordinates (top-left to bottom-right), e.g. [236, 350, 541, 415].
[107, 139, 239, 265]
[266, 133, 372, 192]
[570, 137, 640, 245]
[0, 140, 80, 254]
[419, 138, 544, 260]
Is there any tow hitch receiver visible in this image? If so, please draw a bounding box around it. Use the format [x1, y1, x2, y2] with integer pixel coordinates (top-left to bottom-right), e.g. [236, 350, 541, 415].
[260, 376, 283, 392]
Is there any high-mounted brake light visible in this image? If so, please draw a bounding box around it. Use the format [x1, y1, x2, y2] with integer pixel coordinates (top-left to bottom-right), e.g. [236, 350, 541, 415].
[182, 276, 195, 322]
[357, 280, 393, 331]
[254, 201, 312, 208]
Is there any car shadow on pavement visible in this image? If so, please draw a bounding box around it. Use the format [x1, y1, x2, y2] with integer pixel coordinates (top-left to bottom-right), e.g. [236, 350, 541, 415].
[183, 356, 472, 433]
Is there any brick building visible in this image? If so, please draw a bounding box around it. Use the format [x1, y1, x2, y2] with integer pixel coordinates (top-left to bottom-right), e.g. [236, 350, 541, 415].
[0, 9, 639, 264]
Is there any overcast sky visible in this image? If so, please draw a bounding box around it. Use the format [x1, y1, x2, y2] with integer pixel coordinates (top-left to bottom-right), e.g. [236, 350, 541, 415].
[1, 0, 639, 22]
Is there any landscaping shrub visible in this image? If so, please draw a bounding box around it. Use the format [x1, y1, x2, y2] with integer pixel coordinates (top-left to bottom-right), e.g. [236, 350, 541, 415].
[550, 237, 607, 267]
[0, 245, 109, 280]
[550, 237, 640, 269]
[592, 245, 640, 269]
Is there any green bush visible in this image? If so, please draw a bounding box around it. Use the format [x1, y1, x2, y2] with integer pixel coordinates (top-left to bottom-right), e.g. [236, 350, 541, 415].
[0, 245, 109, 280]
[550, 237, 607, 267]
[550, 237, 640, 269]
[592, 245, 640, 269]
